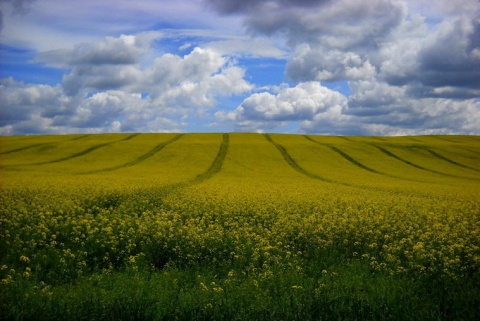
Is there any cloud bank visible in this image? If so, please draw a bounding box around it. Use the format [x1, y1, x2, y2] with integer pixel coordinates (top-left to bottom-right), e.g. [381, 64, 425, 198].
[208, 0, 480, 135]
[1, 33, 252, 134]
[1, 0, 479, 135]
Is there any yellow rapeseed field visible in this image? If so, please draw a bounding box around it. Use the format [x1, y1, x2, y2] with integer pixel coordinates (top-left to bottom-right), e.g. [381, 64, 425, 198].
[0, 133, 479, 320]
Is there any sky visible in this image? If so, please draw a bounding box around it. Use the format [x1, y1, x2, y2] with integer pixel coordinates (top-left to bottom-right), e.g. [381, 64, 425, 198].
[0, 0, 479, 136]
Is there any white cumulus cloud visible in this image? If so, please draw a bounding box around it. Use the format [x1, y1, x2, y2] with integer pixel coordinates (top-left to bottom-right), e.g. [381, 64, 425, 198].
[0, 33, 253, 135]
[217, 82, 348, 131]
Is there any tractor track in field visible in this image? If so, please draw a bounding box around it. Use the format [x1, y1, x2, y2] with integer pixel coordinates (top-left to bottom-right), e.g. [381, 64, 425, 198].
[146, 133, 230, 198]
[120, 133, 140, 141]
[0, 134, 99, 155]
[94, 134, 230, 214]
[185, 133, 229, 185]
[0, 143, 55, 155]
[264, 134, 450, 197]
[372, 145, 431, 172]
[303, 135, 477, 183]
[338, 136, 355, 142]
[2, 134, 139, 168]
[83, 134, 183, 174]
[399, 144, 480, 175]
[421, 148, 480, 172]
[303, 136, 384, 175]
[36, 133, 140, 165]
[69, 134, 90, 141]
[264, 134, 335, 183]
[327, 145, 382, 174]
[84, 133, 229, 186]
[371, 144, 480, 180]
[272, 134, 394, 183]
[305, 135, 479, 181]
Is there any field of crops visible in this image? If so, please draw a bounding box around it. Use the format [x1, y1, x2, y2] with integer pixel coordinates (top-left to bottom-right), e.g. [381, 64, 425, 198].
[1, 133, 479, 320]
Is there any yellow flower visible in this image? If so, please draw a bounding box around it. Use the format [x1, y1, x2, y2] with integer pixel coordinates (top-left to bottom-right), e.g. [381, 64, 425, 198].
[1, 276, 13, 284]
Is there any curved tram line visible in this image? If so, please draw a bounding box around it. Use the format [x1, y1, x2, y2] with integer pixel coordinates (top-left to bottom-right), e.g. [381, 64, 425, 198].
[147, 133, 230, 199]
[304, 135, 400, 178]
[264, 134, 335, 183]
[303, 135, 479, 181]
[265, 134, 401, 193]
[186, 133, 229, 185]
[1, 134, 140, 168]
[264, 134, 474, 198]
[422, 148, 480, 173]
[0, 143, 54, 155]
[37, 133, 141, 165]
[372, 144, 480, 180]
[105, 133, 228, 191]
[84, 134, 184, 174]
[326, 145, 381, 174]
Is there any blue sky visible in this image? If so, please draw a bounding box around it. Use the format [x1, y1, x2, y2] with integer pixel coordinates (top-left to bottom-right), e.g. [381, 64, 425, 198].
[0, 0, 479, 135]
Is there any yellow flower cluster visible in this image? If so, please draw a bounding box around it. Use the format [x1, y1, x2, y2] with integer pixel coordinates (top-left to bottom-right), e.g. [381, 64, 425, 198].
[1, 177, 478, 285]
